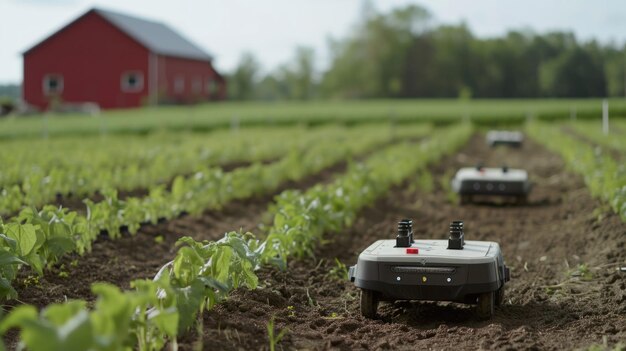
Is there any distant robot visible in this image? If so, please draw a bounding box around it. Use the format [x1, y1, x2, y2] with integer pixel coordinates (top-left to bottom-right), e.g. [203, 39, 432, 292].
[452, 165, 532, 204]
[349, 220, 510, 319]
[486, 130, 524, 148]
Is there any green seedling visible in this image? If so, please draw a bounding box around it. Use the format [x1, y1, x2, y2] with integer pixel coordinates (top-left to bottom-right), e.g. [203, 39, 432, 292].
[414, 170, 434, 193]
[569, 263, 593, 281]
[57, 264, 69, 278]
[306, 288, 317, 308]
[267, 316, 288, 351]
[22, 275, 40, 288]
[58, 271, 69, 278]
[328, 258, 349, 281]
[286, 305, 295, 318]
[322, 312, 343, 320]
[439, 169, 458, 204]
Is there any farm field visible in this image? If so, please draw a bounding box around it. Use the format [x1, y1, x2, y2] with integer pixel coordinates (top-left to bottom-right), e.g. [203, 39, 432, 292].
[0, 102, 624, 350]
[192, 133, 626, 350]
[2, 98, 626, 139]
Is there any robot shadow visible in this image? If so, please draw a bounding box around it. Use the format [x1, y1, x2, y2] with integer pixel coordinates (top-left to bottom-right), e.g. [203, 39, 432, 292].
[461, 197, 555, 208]
[378, 300, 572, 329]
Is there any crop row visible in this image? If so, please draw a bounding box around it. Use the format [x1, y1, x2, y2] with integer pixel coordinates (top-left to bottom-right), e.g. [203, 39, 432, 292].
[568, 120, 626, 155]
[0, 124, 433, 301]
[527, 121, 626, 220]
[0, 125, 352, 216]
[0, 123, 472, 350]
[1, 98, 625, 139]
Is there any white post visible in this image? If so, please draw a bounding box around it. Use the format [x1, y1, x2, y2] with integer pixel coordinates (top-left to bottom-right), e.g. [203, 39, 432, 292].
[602, 99, 609, 135]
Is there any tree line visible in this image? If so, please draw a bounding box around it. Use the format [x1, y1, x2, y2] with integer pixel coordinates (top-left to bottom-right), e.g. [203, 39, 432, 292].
[227, 4, 626, 100]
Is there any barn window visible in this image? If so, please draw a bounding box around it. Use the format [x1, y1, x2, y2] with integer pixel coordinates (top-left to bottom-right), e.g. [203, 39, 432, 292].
[174, 76, 185, 93]
[43, 74, 63, 95]
[121, 71, 144, 92]
[192, 77, 202, 94]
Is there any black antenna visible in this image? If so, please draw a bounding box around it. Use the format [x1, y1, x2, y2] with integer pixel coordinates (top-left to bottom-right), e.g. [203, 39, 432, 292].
[395, 219, 413, 247]
[448, 220, 464, 250]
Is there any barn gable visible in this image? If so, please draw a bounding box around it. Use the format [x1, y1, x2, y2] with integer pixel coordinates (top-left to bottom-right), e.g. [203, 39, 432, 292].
[24, 8, 213, 62]
[22, 7, 226, 110]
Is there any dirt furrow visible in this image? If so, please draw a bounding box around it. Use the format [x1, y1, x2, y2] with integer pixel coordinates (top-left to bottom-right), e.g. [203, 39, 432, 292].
[10, 134, 423, 311]
[561, 126, 624, 162]
[190, 134, 626, 351]
[52, 159, 274, 212]
[10, 159, 348, 308]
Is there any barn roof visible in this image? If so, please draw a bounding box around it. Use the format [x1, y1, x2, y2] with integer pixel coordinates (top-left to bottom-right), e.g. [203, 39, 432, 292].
[24, 8, 213, 61]
[94, 8, 212, 61]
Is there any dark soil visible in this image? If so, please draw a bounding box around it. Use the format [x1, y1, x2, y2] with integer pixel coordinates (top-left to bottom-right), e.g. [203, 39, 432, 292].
[9, 160, 348, 309]
[5, 134, 625, 350]
[8, 137, 414, 311]
[183, 134, 626, 351]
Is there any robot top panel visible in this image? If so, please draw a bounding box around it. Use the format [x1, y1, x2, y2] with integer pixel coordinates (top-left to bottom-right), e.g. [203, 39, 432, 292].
[359, 239, 500, 264]
[454, 167, 528, 182]
[486, 130, 524, 142]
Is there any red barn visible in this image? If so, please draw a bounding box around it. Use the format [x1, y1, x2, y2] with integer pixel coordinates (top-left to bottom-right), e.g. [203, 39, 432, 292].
[23, 8, 226, 110]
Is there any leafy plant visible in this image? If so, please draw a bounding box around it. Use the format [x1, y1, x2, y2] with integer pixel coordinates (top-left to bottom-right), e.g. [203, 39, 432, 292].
[0, 124, 470, 348]
[328, 258, 349, 281]
[527, 122, 626, 221]
[0, 124, 433, 302]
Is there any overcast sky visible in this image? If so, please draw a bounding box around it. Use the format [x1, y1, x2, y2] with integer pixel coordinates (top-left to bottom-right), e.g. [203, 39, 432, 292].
[1, 0, 626, 84]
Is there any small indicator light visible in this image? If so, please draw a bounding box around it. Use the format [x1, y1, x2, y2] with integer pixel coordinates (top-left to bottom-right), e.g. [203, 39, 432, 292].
[422, 276, 427, 283]
[396, 276, 401, 281]
[446, 277, 452, 283]
[406, 248, 419, 254]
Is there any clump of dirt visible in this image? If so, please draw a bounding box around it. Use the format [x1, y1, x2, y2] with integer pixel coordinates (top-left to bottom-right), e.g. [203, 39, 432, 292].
[183, 134, 626, 350]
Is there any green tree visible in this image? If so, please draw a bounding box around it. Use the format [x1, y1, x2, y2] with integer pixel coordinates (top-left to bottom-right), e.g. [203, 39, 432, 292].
[238, 4, 624, 99]
[284, 47, 316, 100]
[321, 5, 432, 98]
[228, 52, 261, 100]
[604, 46, 626, 97]
[539, 47, 606, 97]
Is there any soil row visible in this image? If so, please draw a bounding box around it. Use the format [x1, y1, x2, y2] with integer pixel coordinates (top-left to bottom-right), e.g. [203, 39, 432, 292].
[52, 159, 273, 213]
[10, 158, 347, 309]
[10, 135, 418, 311]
